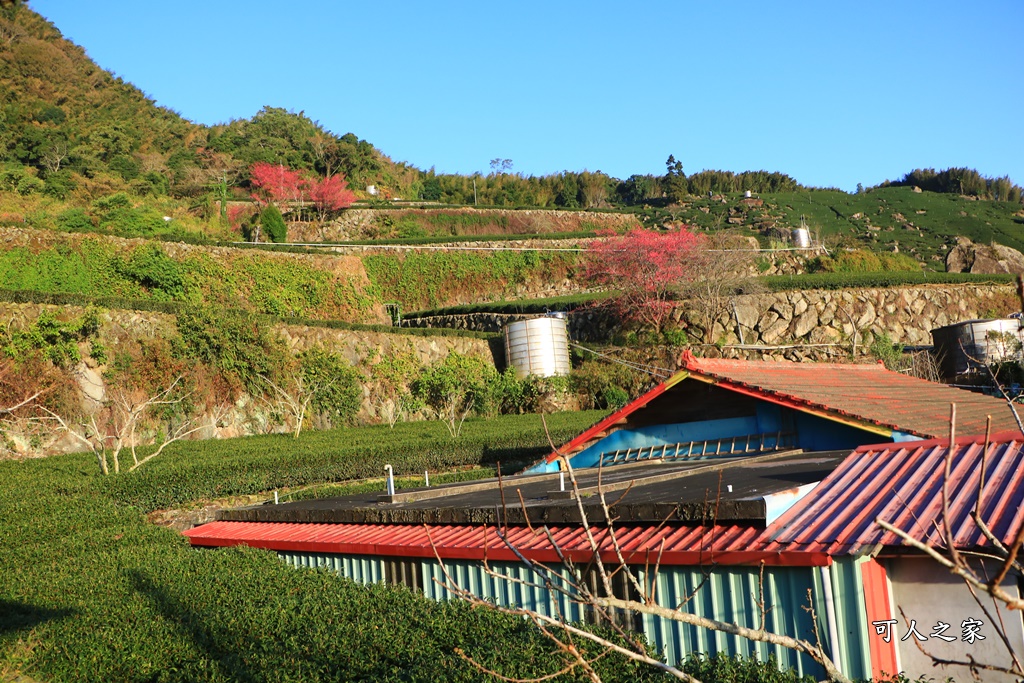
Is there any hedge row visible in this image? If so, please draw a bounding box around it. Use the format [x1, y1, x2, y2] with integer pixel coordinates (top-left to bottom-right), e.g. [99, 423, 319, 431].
[758, 270, 1015, 292]
[231, 230, 596, 250]
[103, 412, 603, 511]
[406, 292, 610, 318]
[0, 424, 660, 682]
[0, 288, 496, 340]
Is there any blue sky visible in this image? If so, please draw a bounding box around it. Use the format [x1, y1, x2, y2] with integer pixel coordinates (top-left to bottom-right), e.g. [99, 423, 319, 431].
[29, 1, 1024, 192]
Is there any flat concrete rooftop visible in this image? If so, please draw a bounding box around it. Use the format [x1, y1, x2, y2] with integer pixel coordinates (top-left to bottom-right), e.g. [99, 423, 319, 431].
[217, 449, 850, 526]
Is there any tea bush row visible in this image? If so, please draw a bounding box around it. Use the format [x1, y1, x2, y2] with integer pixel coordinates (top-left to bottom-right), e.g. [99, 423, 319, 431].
[759, 270, 1014, 293]
[406, 291, 609, 318]
[0, 240, 377, 321]
[0, 447, 662, 683]
[0, 288, 495, 339]
[103, 412, 604, 511]
[364, 249, 579, 311]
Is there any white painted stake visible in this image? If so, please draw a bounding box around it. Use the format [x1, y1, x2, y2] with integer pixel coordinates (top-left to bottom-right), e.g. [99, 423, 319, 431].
[385, 464, 395, 497]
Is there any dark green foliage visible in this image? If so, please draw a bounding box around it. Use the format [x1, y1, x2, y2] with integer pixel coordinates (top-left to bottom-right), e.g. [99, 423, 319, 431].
[260, 204, 287, 243]
[685, 170, 799, 196]
[0, 411, 664, 683]
[0, 308, 99, 367]
[681, 653, 816, 683]
[886, 167, 1023, 202]
[113, 243, 184, 298]
[42, 169, 76, 199]
[172, 304, 286, 393]
[299, 347, 363, 426]
[54, 207, 93, 231]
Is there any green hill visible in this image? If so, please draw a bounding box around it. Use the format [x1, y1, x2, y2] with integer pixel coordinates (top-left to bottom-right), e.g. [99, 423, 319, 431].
[0, 1, 1021, 272]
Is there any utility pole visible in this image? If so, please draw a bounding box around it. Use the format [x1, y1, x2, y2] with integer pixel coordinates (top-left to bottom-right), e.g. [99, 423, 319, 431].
[473, 178, 477, 206]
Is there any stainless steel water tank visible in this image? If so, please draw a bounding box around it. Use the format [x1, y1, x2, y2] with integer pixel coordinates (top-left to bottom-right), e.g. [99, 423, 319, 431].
[503, 316, 571, 379]
[791, 228, 811, 248]
[930, 318, 1024, 378]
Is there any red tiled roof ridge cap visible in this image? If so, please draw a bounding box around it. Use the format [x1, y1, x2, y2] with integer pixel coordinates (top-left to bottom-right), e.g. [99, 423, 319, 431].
[681, 354, 889, 373]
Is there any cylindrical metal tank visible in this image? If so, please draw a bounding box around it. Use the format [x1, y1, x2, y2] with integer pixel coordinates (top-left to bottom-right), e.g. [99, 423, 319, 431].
[930, 318, 1024, 378]
[503, 315, 571, 379]
[791, 228, 811, 248]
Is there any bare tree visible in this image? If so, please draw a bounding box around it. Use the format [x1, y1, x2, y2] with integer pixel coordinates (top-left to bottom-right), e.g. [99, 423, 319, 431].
[678, 232, 758, 345]
[40, 377, 211, 474]
[258, 371, 338, 439]
[40, 140, 69, 174]
[429, 443, 850, 683]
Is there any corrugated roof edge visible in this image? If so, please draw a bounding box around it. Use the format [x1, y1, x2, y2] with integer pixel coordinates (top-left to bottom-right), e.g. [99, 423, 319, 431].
[851, 429, 1024, 453]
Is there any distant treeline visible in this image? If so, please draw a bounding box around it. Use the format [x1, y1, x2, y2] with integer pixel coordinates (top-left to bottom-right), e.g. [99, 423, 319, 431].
[879, 168, 1022, 202]
[417, 168, 803, 209]
[1, 6, 1021, 212]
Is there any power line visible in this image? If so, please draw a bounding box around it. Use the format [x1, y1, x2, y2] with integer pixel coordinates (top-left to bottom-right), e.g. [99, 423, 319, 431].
[568, 341, 675, 379]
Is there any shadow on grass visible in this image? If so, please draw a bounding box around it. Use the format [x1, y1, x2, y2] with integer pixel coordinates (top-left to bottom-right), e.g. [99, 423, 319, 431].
[0, 599, 73, 635]
[128, 570, 248, 682]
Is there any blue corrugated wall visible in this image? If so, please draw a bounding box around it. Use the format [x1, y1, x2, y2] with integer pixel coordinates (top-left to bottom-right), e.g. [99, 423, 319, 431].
[274, 550, 874, 678]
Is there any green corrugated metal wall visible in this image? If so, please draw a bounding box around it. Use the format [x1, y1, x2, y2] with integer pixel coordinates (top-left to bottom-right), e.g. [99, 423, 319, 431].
[638, 564, 826, 678]
[827, 557, 873, 681]
[274, 550, 873, 678]
[421, 559, 588, 623]
[278, 551, 385, 584]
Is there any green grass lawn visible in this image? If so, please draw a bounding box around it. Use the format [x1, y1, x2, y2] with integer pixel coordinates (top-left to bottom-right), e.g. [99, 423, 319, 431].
[1, 411, 682, 683]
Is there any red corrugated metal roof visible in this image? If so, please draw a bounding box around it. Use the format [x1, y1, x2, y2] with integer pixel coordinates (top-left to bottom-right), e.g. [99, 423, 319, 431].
[769, 431, 1024, 554]
[184, 520, 831, 567]
[539, 354, 1021, 465]
[680, 353, 1021, 439]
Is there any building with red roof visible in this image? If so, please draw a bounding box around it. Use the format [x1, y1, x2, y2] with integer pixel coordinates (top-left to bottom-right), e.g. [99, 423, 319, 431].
[184, 357, 1024, 680]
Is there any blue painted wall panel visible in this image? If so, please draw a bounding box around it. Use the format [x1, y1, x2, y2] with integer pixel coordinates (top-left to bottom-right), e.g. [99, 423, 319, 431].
[569, 416, 762, 468]
[792, 410, 877, 451]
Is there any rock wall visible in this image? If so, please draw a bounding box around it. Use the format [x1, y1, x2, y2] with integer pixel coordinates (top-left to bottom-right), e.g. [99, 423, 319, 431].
[287, 207, 641, 242]
[696, 283, 1016, 355]
[404, 284, 1019, 363]
[0, 303, 496, 456]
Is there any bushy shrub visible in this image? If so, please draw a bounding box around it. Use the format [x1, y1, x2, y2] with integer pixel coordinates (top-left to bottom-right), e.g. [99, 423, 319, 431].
[569, 354, 650, 410]
[299, 347, 364, 428]
[43, 169, 78, 199]
[113, 243, 183, 298]
[172, 304, 287, 394]
[16, 174, 44, 195]
[681, 653, 817, 683]
[55, 207, 94, 232]
[413, 352, 497, 436]
[807, 249, 921, 274]
[1, 308, 100, 368]
[261, 204, 287, 243]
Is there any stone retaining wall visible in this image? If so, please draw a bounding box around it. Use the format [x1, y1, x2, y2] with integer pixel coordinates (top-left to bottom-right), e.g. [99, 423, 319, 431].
[0, 302, 495, 456]
[287, 208, 641, 242]
[404, 283, 1019, 363]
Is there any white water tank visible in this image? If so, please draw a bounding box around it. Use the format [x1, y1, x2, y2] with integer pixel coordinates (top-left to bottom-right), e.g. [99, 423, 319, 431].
[503, 316, 571, 379]
[791, 228, 811, 248]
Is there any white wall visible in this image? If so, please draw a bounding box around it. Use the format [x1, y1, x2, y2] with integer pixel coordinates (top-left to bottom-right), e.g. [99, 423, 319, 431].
[887, 557, 1023, 682]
